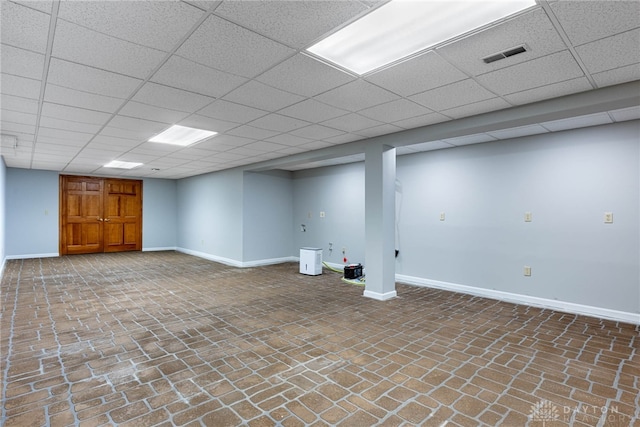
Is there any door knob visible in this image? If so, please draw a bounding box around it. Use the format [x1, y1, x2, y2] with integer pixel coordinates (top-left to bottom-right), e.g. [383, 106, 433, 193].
[104, 218, 111, 222]
[97, 217, 103, 221]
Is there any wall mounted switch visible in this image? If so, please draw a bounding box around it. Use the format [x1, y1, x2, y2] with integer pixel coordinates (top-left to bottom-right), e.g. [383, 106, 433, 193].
[524, 212, 532, 222]
[604, 212, 613, 224]
[524, 266, 532, 276]
[439, 212, 445, 221]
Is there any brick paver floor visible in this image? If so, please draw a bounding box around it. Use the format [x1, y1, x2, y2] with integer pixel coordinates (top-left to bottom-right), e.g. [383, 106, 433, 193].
[1, 251, 638, 426]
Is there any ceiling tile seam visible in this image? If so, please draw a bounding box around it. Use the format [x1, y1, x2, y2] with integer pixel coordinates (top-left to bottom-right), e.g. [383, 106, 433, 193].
[538, 1, 598, 90]
[59, 8, 219, 174]
[430, 50, 517, 110]
[0, 41, 48, 58]
[30, 0, 60, 170]
[54, 17, 170, 55]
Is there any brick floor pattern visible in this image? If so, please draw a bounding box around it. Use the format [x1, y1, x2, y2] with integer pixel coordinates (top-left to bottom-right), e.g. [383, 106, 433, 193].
[1, 251, 638, 426]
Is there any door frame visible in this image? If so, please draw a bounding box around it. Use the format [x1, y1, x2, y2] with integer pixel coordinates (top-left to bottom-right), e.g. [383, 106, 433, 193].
[59, 175, 143, 255]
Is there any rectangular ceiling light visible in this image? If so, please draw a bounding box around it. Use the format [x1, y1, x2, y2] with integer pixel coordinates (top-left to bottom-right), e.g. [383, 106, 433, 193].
[104, 160, 143, 169]
[307, 0, 536, 75]
[149, 124, 217, 147]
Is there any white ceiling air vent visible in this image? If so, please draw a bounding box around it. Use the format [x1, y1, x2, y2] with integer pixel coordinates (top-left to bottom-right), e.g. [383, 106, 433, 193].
[483, 45, 527, 64]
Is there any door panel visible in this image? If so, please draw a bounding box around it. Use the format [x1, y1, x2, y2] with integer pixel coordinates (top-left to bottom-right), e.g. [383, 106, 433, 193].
[60, 176, 142, 255]
[60, 176, 104, 255]
[103, 179, 142, 253]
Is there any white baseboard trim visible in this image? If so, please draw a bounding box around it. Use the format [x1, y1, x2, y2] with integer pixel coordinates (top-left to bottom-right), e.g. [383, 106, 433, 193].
[5, 253, 59, 260]
[176, 247, 296, 268]
[363, 289, 398, 301]
[143, 247, 178, 252]
[396, 274, 640, 325]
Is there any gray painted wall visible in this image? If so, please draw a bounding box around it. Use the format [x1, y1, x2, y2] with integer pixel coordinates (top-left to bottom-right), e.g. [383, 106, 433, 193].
[291, 121, 640, 314]
[292, 163, 365, 266]
[142, 178, 178, 250]
[4, 170, 178, 256]
[243, 170, 293, 263]
[0, 157, 6, 268]
[176, 169, 244, 262]
[6, 168, 59, 256]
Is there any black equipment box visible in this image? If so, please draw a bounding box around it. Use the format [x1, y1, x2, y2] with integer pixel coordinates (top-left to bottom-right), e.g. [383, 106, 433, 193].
[344, 263, 363, 279]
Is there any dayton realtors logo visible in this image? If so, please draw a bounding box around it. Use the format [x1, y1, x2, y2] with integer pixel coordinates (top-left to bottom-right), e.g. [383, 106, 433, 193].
[529, 400, 629, 425]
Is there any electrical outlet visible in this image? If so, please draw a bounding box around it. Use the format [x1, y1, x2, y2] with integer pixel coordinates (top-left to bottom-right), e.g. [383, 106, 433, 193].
[604, 212, 613, 224]
[439, 212, 445, 221]
[524, 266, 531, 276]
[320, 211, 325, 218]
[524, 212, 532, 222]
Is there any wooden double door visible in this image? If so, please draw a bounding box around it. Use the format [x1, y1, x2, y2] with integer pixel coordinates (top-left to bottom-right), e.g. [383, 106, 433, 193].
[60, 175, 142, 255]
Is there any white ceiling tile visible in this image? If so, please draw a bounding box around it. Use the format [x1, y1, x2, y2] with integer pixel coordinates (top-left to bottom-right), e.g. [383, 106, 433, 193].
[321, 113, 382, 133]
[100, 126, 155, 141]
[550, 1, 640, 46]
[575, 29, 640, 75]
[540, 112, 613, 132]
[213, 1, 369, 49]
[41, 102, 112, 125]
[0, 94, 39, 115]
[37, 135, 88, 147]
[151, 55, 247, 98]
[0, 1, 50, 53]
[177, 15, 295, 79]
[241, 141, 288, 153]
[248, 114, 310, 133]
[275, 145, 309, 156]
[133, 82, 214, 113]
[31, 160, 70, 171]
[503, 77, 592, 105]
[437, 8, 566, 76]
[366, 51, 467, 97]
[227, 125, 279, 141]
[487, 124, 549, 140]
[39, 117, 103, 134]
[35, 143, 83, 155]
[47, 58, 142, 98]
[410, 79, 495, 111]
[197, 100, 268, 124]
[443, 134, 497, 146]
[37, 127, 93, 143]
[279, 99, 349, 123]
[109, 115, 167, 134]
[44, 84, 123, 113]
[119, 101, 189, 124]
[257, 53, 356, 97]
[290, 124, 345, 140]
[1, 110, 37, 126]
[57, 1, 203, 51]
[0, 122, 37, 135]
[315, 80, 399, 112]
[52, 20, 166, 79]
[1, 44, 45, 80]
[223, 81, 305, 111]
[592, 64, 640, 89]
[441, 98, 512, 120]
[392, 113, 451, 130]
[324, 133, 363, 145]
[265, 133, 314, 147]
[127, 142, 182, 156]
[475, 51, 584, 96]
[355, 124, 405, 138]
[178, 115, 239, 134]
[197, 134, 255, 152]
[359, 99, 433, 123]
[610, 106, 640, 122]
[0, 73, 41, 99]
[12, 1, 53, 14]
[89, 135, 141, 150]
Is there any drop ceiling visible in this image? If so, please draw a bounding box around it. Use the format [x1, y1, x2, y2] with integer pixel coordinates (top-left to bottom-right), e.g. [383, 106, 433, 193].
[1, 0, 639, 179]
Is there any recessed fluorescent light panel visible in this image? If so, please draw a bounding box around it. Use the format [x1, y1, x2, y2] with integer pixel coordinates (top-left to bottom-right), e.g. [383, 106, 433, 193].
[307, 0, 536, 75]
[149, 125, 217, 147]
[104, 160, 143, 169]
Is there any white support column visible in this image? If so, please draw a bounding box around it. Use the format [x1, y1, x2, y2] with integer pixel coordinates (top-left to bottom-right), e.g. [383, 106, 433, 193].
[364, 143, 397, 301]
